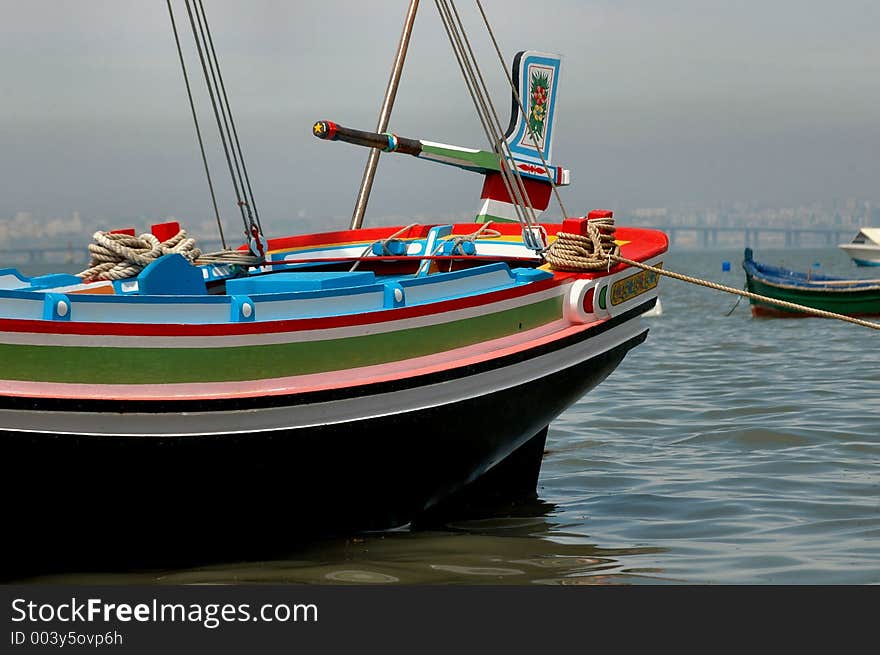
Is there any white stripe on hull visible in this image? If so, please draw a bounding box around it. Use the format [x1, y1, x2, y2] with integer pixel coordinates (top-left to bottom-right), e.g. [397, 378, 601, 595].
[0, 285, 567, 349]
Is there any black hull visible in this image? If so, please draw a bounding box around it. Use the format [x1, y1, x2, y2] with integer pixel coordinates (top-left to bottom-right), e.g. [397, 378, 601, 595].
[1, 326, 647, 576]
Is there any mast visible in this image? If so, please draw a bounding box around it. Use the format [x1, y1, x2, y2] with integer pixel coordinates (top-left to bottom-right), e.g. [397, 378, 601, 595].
[349, 0, 420, 230]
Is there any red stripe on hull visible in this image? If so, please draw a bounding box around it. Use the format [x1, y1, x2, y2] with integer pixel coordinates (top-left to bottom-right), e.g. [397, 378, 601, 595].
[0, 277, 563, 337]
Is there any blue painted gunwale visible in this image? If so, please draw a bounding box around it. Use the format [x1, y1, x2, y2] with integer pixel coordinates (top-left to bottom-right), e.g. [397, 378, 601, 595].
[0, 261, 552, 325]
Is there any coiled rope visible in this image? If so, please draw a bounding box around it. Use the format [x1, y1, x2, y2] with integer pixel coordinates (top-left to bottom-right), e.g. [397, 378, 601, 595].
[77, 230, 201, 282]
[545, 218, 880, 331]
[77, 229, 262, 282]
[544, 217, 619, 271]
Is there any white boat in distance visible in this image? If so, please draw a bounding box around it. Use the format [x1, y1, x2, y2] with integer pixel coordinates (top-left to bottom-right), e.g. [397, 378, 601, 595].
[839, 228, 880, 266]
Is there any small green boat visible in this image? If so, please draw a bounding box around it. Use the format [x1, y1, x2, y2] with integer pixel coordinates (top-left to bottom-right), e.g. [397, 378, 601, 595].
[743, 248, 880, 318]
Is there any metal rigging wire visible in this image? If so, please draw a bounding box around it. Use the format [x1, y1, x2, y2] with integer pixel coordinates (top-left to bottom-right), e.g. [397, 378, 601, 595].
[474, 0, 570, 221]
[165, 0, 227, 249]
[434, 0, 546, 250]
[192, 0, 263, 235]
[434, 0, 533, 233]
[181, 0, 250, 238]
[445, 0, 539, 230]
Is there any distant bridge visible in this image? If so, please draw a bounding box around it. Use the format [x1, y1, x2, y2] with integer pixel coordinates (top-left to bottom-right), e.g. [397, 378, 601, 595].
[636, 225, 855, 249]
[0, 226, 859, 266]
[0, 240, 226, 267]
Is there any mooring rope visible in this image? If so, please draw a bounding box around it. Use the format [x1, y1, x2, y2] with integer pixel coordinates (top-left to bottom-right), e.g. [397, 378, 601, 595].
[77, 230, 201, 282]
[77, 230, 262, 282]
[613, 255, 880, 331]
[545, 219, 880, 330]
[544, 217, 619, 271]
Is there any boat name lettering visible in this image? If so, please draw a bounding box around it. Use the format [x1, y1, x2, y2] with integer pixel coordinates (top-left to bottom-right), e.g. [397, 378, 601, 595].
[610, 263, 662, 306]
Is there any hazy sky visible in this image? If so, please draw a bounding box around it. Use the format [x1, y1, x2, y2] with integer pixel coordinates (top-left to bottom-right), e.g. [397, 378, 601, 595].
[1, 0, 879, 235]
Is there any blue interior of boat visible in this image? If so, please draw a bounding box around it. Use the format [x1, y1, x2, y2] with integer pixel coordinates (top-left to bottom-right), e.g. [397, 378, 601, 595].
[0, 268, 81, 291]
[134, 253, 208, 296]
[226, 271, 377, 295]
[0, 260, 554, 324]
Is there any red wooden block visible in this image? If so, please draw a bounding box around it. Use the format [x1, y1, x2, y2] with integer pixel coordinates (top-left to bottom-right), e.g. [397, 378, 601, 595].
[109, 228, 136, 236]
[151, 221, 181, 243]
[562, 216, 590, 236]
[587, 209, 613, 220]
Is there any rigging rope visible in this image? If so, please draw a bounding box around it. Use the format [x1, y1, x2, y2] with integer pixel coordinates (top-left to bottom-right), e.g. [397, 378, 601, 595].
[474, 0, 570, 222]
[444, 1, 539, 231]
[434, 0, 540, 245]
[165, 0, 226, 250]
[463, 2, 874, 330]
[182, 0, 250, 235]
[166, 0, 265, 258]
[194, 250, 264, 267]
[192, 0, 263, 235]
[434, 0, 525, 227]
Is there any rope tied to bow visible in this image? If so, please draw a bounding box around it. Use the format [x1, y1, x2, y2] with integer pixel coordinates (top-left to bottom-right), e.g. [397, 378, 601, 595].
[543, 215, 879, 330]
[544, 216, 619, 272]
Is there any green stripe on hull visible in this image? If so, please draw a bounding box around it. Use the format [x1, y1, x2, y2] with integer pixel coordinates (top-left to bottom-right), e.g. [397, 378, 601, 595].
[0, 297, 563, 384]
[747, 278, 880, 316]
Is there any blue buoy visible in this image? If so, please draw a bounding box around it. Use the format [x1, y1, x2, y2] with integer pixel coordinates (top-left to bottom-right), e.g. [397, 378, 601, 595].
[721, 261, 731, 272]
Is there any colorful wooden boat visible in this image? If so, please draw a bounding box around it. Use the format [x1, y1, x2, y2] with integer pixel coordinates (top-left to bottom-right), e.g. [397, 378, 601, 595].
[0, 10, 668, 568]
[838, 228, 880, 266]
[2, 221, 666, 564]
[743, 247, 880, 317]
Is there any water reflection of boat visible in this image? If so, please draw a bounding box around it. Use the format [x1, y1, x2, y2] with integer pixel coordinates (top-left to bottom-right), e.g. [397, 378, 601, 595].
[839, 228, 880, 266]
[12, 503, 673, 585]
[743, 248, 880, 317]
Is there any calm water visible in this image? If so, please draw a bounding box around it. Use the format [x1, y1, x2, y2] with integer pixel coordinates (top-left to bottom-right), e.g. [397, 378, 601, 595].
[16, 247, 880, 584]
